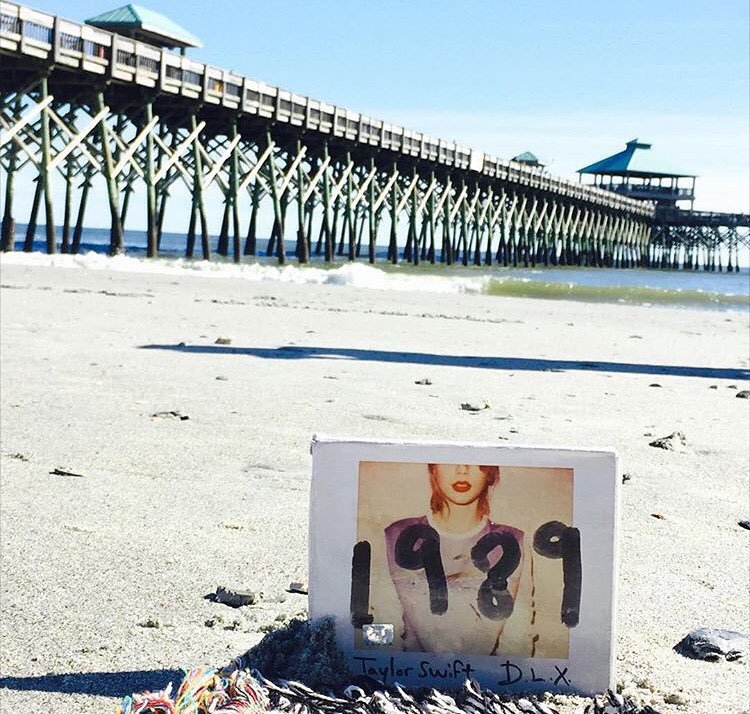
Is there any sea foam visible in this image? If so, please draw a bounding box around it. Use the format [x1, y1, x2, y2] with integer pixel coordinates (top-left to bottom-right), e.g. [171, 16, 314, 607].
[2, 250, 748, 310]
[0, 250, 489, 295]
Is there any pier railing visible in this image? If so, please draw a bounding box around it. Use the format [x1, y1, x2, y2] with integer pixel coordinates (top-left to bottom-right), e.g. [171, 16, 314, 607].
[0, 1, 651, 213]
[606, 184, 694, 202]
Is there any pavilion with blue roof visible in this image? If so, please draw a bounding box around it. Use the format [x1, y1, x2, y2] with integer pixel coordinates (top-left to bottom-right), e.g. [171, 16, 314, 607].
[512, 150, 545, 170]
[85, 4, 202, 53]
[578, 139, 696, 209]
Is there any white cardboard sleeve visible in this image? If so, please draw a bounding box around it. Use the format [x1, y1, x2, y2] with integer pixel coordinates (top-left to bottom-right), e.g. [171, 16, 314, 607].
[309, 436, 619, 696]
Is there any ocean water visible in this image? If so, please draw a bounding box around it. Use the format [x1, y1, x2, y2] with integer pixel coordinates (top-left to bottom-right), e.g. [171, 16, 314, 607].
[4, 226, 749, 311]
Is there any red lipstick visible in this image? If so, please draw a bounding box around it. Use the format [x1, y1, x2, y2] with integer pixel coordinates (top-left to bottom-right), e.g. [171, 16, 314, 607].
[452, 481, 471, 493]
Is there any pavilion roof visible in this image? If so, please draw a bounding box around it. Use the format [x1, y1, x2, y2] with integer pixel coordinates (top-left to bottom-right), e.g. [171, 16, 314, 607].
[85, 4, 202, 49]
[578, 139, 695, 178]
[513, 151, 541, 164]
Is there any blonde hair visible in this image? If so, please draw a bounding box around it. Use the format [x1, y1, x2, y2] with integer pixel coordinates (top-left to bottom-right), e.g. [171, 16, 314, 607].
[428, 464, 499, 517]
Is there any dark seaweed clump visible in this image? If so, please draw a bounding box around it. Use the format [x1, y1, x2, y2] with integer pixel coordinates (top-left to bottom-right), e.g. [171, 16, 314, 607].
[240, 617, 352, 691]
[238, 619, 665, 714]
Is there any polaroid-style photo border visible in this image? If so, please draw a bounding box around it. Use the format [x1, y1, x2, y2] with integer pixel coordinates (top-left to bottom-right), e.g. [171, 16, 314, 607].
[309, 436, 619, 696]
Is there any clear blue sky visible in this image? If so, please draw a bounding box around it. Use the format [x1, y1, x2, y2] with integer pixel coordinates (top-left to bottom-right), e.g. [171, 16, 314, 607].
[20, 0, 750, 224]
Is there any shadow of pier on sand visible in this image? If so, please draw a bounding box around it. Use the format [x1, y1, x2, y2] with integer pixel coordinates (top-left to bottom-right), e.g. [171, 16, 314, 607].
[139, 343, 750, 381]
[0, 668, 182, 698]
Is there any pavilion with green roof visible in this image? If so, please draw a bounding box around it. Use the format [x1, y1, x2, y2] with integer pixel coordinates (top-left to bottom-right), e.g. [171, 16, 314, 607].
[578, 139, 696, 209]
[85, 4, 202, 52]
[512, 150, 545, 169]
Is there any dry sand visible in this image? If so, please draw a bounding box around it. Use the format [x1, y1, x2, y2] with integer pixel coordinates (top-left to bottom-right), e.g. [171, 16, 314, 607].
[0, 259, 748, 713]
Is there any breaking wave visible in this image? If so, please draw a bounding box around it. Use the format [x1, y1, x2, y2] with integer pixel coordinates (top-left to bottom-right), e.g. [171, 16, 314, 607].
[1, 250, 747, 311]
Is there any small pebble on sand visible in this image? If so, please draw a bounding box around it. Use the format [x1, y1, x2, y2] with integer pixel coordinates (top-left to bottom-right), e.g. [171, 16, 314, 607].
[5, 452, 29, 461]
[649, 431, 687, 451]
[151, 410, 190, 421]
[288, 581, 308, 595]
[460, 401, 491, 412]
[209, 586, 256, 608]
[675, 627, 750, 661]
[50, 467, 85, 478]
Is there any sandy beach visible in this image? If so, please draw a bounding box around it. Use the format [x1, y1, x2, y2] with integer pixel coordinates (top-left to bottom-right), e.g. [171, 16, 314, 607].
[0, 257, 748, 713]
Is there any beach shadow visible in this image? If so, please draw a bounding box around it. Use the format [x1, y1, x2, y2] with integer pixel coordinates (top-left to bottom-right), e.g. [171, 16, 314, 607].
[140, 344, 750, 381]
[0, 668, 182, 697]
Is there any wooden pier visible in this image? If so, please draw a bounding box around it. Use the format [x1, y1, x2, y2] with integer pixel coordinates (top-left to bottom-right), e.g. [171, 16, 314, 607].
[650, 209, 749, 272]
[0, 2, 746, 270]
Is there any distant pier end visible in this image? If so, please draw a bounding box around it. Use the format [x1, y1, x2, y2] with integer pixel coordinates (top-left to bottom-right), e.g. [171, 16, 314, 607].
[579, 140, 749, 271]
[578, 139, 696, 209]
